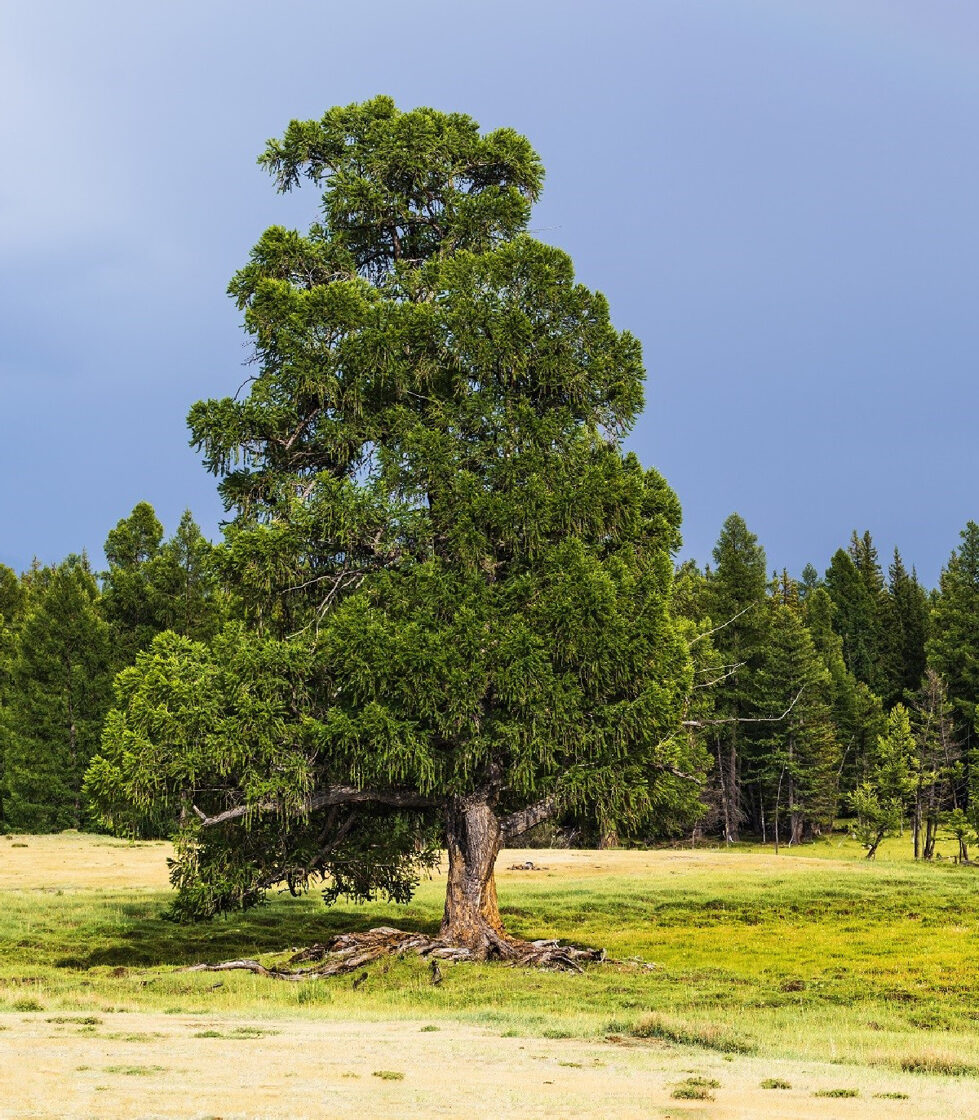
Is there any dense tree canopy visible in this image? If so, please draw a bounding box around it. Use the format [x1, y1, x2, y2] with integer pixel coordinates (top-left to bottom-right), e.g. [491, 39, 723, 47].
[87, 98, 704, 952]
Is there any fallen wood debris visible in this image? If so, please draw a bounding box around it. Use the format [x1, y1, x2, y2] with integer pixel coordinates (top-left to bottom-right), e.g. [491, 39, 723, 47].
[184, 926, 605, 979]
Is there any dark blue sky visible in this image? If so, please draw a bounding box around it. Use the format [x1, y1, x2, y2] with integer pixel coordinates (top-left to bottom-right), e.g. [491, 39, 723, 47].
[3, 1, 977, 586]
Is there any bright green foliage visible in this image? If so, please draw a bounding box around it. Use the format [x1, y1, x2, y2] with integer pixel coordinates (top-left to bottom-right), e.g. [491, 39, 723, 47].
[0, 564, 22, 624]
[943, 807, 977, 862]
[89, 99, 700, 919]
[1, 557, 113, 831]
[828, 531, 927, 709]
[849, 703, 917, 858]
[153, 511, 226, 642]
[100, 503, 167, 665]
[800, 563, 822, 598]
[908, 670, 962, 859]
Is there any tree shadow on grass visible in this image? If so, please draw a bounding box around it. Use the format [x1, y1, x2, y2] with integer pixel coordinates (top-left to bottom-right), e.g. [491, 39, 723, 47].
[57, 896, 442, 969]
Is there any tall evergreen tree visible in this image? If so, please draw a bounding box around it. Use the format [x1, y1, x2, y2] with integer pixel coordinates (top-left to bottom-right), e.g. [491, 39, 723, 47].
[748, 599, 841, 845]
[908, 670, 961, 860]
[799, 562, 822, 599]
[100, 503, 167, 666]
[88, 98, 703, 955]
[824, 546, 881, 691]
[155, 511, 226, 642]
[704, 514, 768, 842]
[0, 564, 25, 830]
[928, 520, 979, 801]
[1, 557, 113, 831]
[101, 504, 225, 666]
[804, 586, 885, 791]
[881, 549, 928, 706]
[849, 703, 917, 859]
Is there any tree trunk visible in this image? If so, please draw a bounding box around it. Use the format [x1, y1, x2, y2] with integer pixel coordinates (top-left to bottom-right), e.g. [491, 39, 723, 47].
[789, 811, 804, 846]
[440, 796, 507, 955]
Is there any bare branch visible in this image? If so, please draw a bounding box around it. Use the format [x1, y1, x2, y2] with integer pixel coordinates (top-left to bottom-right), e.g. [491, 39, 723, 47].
[693, 663, 746, 689]
[687, 603, 754, 647]
[502, 796, 558, 842]
[654, 763, 701, 783]
[682, 685, 807, 729]
[193, 786, 439, 828]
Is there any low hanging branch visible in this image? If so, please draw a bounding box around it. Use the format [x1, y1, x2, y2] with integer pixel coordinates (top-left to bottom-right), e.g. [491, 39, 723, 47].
[501, 795, 558, 841]
[192, 785, 439, 828]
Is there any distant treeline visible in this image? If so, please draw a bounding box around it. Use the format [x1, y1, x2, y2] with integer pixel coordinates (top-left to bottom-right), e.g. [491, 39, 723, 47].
[2, 504, 979, 855]
[673, 515, 979, 860]
[0, 504, 227, 833]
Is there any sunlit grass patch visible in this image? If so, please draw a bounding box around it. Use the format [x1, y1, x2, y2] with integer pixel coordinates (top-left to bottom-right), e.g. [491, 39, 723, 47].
[618, 1011, 756, 1054]
[0, 831, 976, 1076]
[898, 1053, 979, 1077]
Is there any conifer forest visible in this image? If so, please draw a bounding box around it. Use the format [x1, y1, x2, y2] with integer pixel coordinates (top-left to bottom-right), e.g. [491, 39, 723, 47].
[3, 499, 978, 864]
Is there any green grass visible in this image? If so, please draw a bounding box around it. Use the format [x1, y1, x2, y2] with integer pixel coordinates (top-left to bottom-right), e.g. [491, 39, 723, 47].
[671, 1075, 720, 1100]
[1, 833, 978, 1075]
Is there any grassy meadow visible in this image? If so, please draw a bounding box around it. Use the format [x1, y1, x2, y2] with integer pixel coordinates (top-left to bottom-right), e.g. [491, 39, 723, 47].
[1, 830, 978, 1117]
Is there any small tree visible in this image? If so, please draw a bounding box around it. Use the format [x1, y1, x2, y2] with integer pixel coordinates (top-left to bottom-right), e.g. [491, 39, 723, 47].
[849, 703, 916, 859]
[87, 99, 705, 960]
[943, 808, 976, 863]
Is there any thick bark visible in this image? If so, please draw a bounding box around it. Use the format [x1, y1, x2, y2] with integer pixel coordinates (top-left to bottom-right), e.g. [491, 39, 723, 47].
[188, 791, 605, 976]
[789, 811, 804, 846]
[440, 796, 507, 955]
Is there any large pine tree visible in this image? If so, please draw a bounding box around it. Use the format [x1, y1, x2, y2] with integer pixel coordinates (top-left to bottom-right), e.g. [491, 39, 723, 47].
[88, 98, 703, 956]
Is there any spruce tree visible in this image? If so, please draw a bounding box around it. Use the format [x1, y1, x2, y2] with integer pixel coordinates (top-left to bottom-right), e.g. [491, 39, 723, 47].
[928, 521, 979, 765]
[100, 502, 167, 666]
[927, 521, 979, 815]
[908, 670, 961, 859]
[0, 564, 24, 830]
[2, 557, 113, 831]
[749, 598, 841, 846]
[849, 703, 917, 859]
[101, 504, 225, 666]
[804, 586, 885, 791]
[87, 98, 702, 955]
[155, 511, 226, 642]
[881, 549, 928, 706]
[704, 513, 768, 842]
[824, 546, 881, 690]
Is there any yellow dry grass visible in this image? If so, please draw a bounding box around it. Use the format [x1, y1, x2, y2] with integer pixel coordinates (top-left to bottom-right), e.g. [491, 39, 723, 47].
[2, 1010, 976, 1120]
[0, 832, 172, 891]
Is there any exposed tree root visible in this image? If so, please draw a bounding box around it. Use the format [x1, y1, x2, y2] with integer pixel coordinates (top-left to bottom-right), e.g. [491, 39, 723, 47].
[184, 925, 605, 980]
